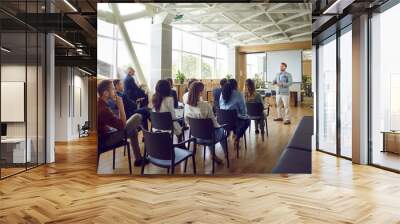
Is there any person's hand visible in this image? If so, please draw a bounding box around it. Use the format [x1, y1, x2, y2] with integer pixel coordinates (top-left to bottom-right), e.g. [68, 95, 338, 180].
[115, 96, 124, 109]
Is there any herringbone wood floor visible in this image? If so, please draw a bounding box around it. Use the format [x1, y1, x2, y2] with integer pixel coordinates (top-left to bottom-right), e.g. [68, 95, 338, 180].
[1, 136, 400, 223]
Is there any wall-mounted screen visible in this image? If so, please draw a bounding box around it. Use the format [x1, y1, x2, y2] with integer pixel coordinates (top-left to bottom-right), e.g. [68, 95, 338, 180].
[1, 81, 25, 122]
[266, 50, 302, 82]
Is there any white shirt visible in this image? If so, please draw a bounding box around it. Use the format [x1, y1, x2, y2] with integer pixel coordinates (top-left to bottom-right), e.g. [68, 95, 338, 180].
[184, 100, 220, 128]
[182, 92, 189, 104]
[153, 96, 182, 136]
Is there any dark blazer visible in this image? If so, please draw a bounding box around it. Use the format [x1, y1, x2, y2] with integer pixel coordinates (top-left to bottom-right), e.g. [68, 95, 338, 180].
[124, 74, 148, 108]
[212, 87, 222, 109]
[170, 89, 179, 108]
[117, 91, 137, 118]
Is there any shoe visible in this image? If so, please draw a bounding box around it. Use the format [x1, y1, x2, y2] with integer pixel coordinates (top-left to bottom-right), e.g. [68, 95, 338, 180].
[273, 118, 283, 121]
[255, 129, 260, 134]
[283, 120, 291, 125]
[134, 158, 149, 167]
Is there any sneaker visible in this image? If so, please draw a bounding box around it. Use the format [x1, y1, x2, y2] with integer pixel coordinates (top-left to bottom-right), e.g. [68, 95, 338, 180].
[134, 158, 149, 167]
[255, 129, 260, 134]
[273, 118, 283, 121]
[283, 120, 291, 125]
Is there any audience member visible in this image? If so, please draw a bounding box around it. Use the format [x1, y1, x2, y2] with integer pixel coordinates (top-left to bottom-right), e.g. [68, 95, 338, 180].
[113, 79, 150, 130]
[182, 78, 197, 104]
[97, 80, 146, 166]
[245, 79, 266, 134]
[152, 80, 183, 137]
[184, 81, 227, 165]
[124, 67, 148, 108]
[219, 79, 250, 148]
[166, 78, 179, 108]
[212, 78, 227, 111]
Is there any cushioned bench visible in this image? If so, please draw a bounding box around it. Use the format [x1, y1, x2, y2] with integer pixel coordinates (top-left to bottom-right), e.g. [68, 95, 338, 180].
[272, 116, 313, 174]
[272, 147, 311, 173]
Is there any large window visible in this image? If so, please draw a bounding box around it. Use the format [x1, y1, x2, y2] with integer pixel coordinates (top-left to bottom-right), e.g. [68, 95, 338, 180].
[317, 36, 337, 154]
[172, 28, 228, 79]
[97, 18, 150, 79]
[370, 3, 400, 171]
[339, 27, 352, 158]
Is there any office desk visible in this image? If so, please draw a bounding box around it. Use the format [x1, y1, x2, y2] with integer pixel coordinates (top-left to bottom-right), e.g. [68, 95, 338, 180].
[1, 138, 31, 164]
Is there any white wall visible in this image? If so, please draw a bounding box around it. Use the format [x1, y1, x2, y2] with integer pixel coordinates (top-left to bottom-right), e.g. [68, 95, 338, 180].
[54, 67, 89, 141]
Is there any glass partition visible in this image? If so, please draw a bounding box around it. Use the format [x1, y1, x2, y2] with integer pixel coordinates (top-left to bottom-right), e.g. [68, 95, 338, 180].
[339, 27, 352, 158]
[0, 1, 46, 179]
[370, 3, 400, 171]
[317, 35, 337, 154]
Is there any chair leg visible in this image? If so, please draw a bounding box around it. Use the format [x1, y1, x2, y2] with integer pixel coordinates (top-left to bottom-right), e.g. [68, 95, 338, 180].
[127, 144, 132, 175]
[184, 159, 188, 173]
[192, 155, 196, 175]
[212, 145, 215, 175]
[171, 165, 175, 174]
[266, 119, 269, 136]
[167, 168, 170, 174]
[112, 149, 116, 170]
[123, 145, 126, 157]
[249, 121, 251, 135]
[225, 138, 230, 168]
[244, 133, 247, 150]
[203, 145, 206, 161]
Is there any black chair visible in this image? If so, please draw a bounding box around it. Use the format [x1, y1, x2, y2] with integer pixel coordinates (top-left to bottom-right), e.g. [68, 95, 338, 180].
[141, 129, 196, 175]
[187, 118, 229, 174]
[97, 130, 132, 174]
[150, 111, 184, 141]
[246, 102, 269, 141]
[217, 109, 247, 158]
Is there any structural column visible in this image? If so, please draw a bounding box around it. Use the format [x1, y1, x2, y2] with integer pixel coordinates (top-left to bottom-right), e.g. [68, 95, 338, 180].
[149, 13, 173, 91]
[352, 14, 369, 164]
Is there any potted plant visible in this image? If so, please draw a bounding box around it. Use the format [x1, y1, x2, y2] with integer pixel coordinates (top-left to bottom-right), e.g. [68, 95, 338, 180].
[176, 70, 186, 84]
[226, 74, 233, 79]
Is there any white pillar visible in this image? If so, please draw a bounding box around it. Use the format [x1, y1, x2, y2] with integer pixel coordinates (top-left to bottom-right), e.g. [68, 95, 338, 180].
[149, 22, 172, 91]
[227, 47, 237, 76]
[46, 33, 55, 163]
[312, 45, 317, 150]
[352, 14, 369, 164]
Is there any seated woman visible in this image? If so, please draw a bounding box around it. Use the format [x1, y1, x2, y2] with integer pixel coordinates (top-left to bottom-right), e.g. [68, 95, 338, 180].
[152, 79, 183, 138]
[184, 81, 227, 165]
[219, 79, 250, 148]
[245, 78, 266, 135]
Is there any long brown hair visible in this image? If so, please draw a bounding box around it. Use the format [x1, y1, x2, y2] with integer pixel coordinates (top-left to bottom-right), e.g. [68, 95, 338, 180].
[187, 81, 204, 107]
[245, 79, 256, 96]
[152, 79, 171, 111]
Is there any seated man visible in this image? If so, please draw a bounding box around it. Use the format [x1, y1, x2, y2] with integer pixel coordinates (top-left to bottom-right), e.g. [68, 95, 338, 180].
[113, 79, 150, 130]
[212, 78, 227, 111]
[97, 80, 146, 166]
[124, 67, 148, 108]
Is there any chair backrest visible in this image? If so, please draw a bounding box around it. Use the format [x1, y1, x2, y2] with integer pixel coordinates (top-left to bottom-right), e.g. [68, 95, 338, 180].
[246, 102, 264, 117]
[142, 129, 174, 160]
[97, 129, 126, 153]
[217, 109, 237, 129]
[188, 117, 214, 140]
[150, 112, 173, 132]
